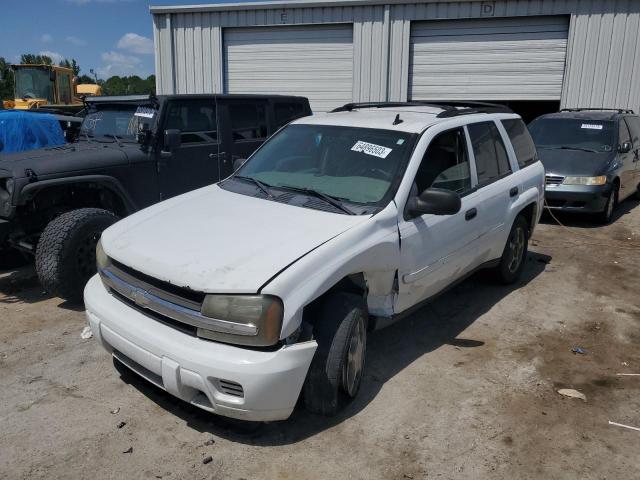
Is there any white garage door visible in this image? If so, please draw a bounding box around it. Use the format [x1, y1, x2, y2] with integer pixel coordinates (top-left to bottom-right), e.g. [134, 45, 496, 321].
[224, 25, 353, 112]
[409, 16, 569, 101]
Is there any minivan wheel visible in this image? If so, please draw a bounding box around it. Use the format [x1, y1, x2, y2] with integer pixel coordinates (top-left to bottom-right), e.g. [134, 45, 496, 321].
[36, 208, 118, 302]
[495, 215, 529, 285]
[303, 292, 368, 416]
[599, 186, 618, 224]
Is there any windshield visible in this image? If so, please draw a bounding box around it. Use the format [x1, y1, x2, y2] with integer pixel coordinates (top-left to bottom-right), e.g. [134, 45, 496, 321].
[529, 118, 615, 152]
[235, 124, 415, 205]
[80, 105, 153, 141]
[14, 67, 54, 102]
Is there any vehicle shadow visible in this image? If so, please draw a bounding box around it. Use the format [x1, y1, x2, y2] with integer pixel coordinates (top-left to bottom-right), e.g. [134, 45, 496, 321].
[540, 196, 639, 228]
[115, 251, 551, 445]
[0, 264, 85, 311]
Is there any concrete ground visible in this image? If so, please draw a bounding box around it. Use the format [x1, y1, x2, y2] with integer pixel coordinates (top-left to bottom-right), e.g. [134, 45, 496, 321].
[1, 199, 639, 480]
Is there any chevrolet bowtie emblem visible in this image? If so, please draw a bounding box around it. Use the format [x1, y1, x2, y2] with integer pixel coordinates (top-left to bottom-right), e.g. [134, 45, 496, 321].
[130, 287, 151, 309]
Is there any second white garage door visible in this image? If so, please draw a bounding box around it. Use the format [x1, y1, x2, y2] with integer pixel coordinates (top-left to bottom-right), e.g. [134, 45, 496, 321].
[224, 25, 353, 112]
[409, 16, 569, 101]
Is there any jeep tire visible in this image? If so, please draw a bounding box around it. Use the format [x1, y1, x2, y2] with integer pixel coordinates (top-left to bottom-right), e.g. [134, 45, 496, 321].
[303, 292, 368, 416]
[36, 208, 118, 302]
[495, 215, 529, 285]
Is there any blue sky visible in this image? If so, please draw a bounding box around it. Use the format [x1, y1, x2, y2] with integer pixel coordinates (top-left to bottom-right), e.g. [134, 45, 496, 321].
[0, 0, 245, 79]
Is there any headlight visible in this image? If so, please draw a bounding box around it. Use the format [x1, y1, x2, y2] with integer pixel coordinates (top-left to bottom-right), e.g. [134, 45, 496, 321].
[199, 294, 283, 347]
[96, 239, 110, 270]
[562, 175, 607, 186]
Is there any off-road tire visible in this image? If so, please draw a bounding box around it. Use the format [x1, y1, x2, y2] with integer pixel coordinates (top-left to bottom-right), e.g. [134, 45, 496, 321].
[303, 292, 368, 416]
[495, 215, 529, 285]
[36, 208, 118, 302]
[599, 186, 618, 225]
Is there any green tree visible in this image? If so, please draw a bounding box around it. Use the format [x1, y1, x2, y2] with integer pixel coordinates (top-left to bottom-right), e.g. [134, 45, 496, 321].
[20, 53, 53, 65]
[101, 74, 155, 95]
[0, 57, 15, 101]
[59, 58, 80, 76]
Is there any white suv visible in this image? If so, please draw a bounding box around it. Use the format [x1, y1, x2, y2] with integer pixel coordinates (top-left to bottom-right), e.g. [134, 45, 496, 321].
[84, 102, 544, 421]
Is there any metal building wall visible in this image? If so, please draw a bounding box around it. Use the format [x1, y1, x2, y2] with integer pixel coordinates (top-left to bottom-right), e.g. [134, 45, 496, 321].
[152, 0, 640, 112]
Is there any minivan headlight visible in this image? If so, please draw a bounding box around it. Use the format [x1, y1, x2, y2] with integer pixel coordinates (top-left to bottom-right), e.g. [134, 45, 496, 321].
[199, 294, 283, 347]
[96, 239, 110, 270]
[562, 175, 607, 186]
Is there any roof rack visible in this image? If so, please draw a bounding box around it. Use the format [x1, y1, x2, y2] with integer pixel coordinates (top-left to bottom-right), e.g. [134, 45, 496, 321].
[330, 100, 513, 118]
[560, 107, 635, 114]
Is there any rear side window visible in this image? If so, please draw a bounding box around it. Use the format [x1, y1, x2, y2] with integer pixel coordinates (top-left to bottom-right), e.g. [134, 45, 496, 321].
[274, 102, 307, 129]
[467, 121, 511, 184]
[229, 102, 268, 141]
[165, 100, 217, 144]
[502, 118, 538, 168]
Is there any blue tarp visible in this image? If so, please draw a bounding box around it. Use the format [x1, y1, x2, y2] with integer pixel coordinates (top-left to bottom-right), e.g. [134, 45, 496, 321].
[0, 110, 66, 154]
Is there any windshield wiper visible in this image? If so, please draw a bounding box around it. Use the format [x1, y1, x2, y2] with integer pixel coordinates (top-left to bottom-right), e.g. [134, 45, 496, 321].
[553, 146, 599, 153]
[276, 184, 355, 215]
[234, 175, 275, 199]
[107, 134, 122, 147]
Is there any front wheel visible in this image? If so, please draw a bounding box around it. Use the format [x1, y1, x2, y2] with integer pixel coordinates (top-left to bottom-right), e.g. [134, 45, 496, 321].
[599, 186, 618, 225]
[303, 292, 368, 416]
[36, 208, 118, 302]
[495, 215, 529, 284]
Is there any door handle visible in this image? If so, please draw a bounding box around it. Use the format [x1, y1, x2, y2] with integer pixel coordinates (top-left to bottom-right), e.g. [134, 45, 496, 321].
[465, 208, 477, 221]
[209, 151, 226, 158]
[509, 186, 519, 197]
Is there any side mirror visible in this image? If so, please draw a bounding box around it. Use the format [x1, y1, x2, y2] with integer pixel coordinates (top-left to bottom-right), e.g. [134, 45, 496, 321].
[619, 142, 632, 154]
[407, 188, 462, 218]
[233, 157, 247, 171]
[163, 129, 181, 152]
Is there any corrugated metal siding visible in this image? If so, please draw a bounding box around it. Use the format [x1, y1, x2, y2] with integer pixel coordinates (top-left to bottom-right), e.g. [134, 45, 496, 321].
[223, 25, 354, 112]
[408, 16, 569, 101]
[152, 0, 640, 112]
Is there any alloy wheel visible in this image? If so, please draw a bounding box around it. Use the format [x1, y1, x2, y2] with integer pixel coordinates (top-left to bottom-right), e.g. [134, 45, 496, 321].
[507, 225, 526, 274]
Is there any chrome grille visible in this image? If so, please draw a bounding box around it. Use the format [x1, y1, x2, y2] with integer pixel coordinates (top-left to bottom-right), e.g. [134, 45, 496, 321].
[545, 175, 565, 186]
[99, 263, 258, 337]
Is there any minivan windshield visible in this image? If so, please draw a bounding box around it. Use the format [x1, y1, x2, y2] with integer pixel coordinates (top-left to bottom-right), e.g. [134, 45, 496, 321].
[528, 118, 615, 153]
[235, 124, 415, 205]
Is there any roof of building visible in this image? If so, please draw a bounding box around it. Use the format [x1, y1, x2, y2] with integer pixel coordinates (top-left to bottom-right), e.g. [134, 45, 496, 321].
[150, 0, 457, 14]
[294, 105, 519, 134]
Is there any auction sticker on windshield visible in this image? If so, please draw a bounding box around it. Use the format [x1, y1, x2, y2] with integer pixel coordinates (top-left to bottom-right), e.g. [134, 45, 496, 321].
[351, 141, 392, 159]
[134, 106, 156, 119]
[581, 123, 603, 130]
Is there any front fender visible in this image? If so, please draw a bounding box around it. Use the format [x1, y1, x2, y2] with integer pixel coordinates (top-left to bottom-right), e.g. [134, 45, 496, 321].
[262, 202, 401, 339]
[17, 174, 137, 213]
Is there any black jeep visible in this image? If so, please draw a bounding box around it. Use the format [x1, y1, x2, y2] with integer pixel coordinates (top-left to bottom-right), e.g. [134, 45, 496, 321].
[0, 93, 311, 300]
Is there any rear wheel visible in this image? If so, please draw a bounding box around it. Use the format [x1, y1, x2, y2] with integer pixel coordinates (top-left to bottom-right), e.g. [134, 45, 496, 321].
[303, 292, 368, 416]
[495, 215, 529, 284]
[35, 208, 118, 302]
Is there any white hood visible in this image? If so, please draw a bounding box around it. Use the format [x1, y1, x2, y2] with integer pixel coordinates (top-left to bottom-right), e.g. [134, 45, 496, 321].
[101, 185, 367, 293]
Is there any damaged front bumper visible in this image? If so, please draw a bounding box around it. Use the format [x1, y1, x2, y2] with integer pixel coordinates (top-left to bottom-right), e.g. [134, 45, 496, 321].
[84, 275, 317, 422]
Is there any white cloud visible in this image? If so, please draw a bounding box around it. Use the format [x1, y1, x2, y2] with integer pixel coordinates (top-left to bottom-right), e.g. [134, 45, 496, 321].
[39, 51, 64, 63]
[41, 33, 53, 43]
[117, 33, 154, 55]
[97, 50, 143, 77]
[66, 36, 87, 46]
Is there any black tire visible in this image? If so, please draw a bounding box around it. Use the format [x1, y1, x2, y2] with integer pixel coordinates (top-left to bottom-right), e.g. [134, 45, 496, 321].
[303, 292, 368, 416]
[599, 185, 618, 225]
[495, 215, 529, 285]
[35, 208, 118, 302]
